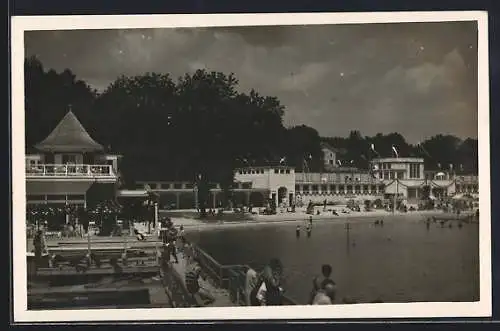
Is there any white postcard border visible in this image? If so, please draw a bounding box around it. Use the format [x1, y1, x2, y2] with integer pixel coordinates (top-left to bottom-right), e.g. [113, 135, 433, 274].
[11, 11, 491, 322]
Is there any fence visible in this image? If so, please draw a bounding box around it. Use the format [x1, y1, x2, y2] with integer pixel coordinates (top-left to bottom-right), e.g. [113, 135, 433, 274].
[190, 242, 298, 306]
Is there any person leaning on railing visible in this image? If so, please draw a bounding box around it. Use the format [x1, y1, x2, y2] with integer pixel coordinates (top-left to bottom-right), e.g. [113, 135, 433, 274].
[247, 258, 284, 306]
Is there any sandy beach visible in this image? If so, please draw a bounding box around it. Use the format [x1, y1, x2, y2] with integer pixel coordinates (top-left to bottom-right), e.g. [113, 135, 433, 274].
[161, 208, 473, 232]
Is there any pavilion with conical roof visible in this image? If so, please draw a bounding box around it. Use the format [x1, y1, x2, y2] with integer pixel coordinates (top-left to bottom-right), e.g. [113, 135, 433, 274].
[25, 108, 120, 208]
[34, 110, 104, 153]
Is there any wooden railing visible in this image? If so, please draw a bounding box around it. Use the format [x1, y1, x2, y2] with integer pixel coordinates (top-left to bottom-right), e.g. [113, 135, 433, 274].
[26, 164, 115, 178]
[190, 242, 298, 306]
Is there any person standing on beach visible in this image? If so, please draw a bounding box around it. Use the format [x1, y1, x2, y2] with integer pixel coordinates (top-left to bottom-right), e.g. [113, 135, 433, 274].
[296, 225, 301, 238]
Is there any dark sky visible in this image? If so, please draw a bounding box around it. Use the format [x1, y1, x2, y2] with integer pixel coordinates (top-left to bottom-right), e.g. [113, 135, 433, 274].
[24, 21, 478, 143]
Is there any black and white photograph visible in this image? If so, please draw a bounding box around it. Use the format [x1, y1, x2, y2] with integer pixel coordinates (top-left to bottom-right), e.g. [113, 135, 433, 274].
[11, 12, 491, 322]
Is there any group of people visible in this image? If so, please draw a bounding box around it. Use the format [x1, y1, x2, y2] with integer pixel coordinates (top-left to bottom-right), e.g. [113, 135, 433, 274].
[244, 258, 337, 306]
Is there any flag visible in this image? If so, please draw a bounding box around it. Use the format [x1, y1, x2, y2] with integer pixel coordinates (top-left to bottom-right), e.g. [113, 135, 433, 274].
[460, 164, 464, 171]
[370, 143, 380, 156]
[392, 145, 399, 158]
[437, 163, 441, 169]
[337, 160, 342, 166]
[308, 154, 313, 160]
[449, 164, 453, 170]
[279, 157, 286, 164]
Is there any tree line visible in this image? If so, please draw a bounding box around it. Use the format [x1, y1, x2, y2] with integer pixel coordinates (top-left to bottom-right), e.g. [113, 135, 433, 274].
[24, 57, 478, 199]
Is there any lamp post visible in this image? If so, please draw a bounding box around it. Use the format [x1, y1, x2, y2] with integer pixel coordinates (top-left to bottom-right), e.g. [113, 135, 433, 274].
[393, 178, 399, 214]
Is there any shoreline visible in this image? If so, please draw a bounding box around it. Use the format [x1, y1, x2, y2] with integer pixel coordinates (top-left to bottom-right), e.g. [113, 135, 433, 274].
[169, 210, 474, 232]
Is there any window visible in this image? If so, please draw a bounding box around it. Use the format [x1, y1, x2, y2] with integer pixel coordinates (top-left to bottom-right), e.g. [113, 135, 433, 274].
[383, 172, 389, 180]
[161, 183, 171, 189]
[329, 160, 334, 165]
[330, 185, 336, 191]
[387, 163, 392, 169]
[173, 183, 182, 189]
[185, 183, 194, 189]
[286, 169, 290, 174]
[397, 172, 404, 179]
[407, 188, 417, 199]
[321, 185, 328, 192]
[409, 164, 420, 179]
[274, 169, 278, 174]
[311, 185, 318, 193]
[62, 154, 77, 164]
[295, 185, 301, 192]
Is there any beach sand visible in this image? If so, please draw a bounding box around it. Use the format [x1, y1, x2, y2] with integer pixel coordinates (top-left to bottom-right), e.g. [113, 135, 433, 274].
[163, 208, 469, 232]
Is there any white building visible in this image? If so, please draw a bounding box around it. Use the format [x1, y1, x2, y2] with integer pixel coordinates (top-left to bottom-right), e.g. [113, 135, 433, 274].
[321, 142, 343, 171]
[234, 166, 296, 207]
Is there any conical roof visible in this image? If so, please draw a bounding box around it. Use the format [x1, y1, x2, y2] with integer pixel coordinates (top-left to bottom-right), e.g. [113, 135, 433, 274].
[35, 110, 104, 152]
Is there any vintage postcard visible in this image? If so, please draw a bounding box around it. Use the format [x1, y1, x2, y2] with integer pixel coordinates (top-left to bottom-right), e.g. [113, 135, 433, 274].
[11, 11, 491, 322]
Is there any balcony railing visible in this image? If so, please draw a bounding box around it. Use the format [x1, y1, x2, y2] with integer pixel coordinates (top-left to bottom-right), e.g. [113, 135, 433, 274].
[26, 164, 115, 178]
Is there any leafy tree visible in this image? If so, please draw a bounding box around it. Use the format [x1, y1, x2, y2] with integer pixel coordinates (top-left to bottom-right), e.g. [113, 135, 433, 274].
[24, 56, 97, 149]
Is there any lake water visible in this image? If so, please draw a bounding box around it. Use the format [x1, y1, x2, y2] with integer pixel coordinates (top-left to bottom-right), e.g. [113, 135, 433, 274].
[188, 217, 479, 304]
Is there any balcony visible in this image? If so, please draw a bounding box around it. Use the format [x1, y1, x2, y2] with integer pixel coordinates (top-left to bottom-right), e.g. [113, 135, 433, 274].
[26, 164, 117, 181]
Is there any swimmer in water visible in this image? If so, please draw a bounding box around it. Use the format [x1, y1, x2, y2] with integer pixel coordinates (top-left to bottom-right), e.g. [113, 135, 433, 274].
[296, 225, 301, 238]
[306, 223, 312, 237]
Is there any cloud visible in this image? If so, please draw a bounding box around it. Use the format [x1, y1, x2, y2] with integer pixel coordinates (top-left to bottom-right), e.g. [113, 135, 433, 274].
[24, 22, 478, 143]
[279, 62, 333, 91]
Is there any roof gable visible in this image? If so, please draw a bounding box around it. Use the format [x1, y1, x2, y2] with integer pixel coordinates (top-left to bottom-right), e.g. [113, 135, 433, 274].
[34, 110, 104, 152]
